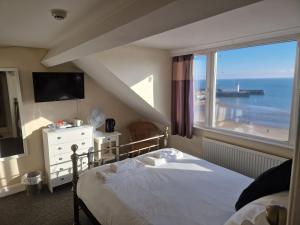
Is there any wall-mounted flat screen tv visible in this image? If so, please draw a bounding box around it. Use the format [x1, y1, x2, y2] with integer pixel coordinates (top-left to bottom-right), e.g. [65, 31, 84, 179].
[32, 72, 84, 102]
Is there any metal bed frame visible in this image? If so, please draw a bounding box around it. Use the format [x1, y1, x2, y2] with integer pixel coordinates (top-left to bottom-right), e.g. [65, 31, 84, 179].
[71, 127, 169, 225]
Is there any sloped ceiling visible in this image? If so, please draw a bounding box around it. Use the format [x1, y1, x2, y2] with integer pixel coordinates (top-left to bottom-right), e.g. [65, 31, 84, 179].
[42, 0, 260, 66]
[74, 54, 171, 125]
[94, 46, 171, 121]
[134, 0, 300, 54]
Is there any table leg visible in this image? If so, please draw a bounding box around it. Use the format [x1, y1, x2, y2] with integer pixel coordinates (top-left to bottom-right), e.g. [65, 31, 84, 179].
[116, 137, 119, 161]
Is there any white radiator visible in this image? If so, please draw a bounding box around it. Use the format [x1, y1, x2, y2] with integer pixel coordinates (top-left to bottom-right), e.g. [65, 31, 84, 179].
[202, 138, 287, 178]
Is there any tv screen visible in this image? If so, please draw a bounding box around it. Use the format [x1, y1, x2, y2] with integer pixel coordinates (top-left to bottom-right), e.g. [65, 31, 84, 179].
[32, 72, 84, 102]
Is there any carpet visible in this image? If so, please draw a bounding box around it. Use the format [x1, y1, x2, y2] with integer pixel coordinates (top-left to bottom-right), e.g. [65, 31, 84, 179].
[0, 183, 93, 225]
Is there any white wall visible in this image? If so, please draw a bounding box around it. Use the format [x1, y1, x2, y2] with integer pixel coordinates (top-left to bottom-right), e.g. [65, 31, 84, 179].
[0, 47, 142, 188]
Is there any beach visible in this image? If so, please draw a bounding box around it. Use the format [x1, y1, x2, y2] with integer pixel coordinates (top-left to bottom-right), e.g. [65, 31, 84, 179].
[194, 91, 291, 141]
[215, 120, 289, 141]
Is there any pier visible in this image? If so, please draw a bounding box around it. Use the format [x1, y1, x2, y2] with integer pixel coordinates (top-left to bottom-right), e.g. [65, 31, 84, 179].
[216, 82, 265, 97]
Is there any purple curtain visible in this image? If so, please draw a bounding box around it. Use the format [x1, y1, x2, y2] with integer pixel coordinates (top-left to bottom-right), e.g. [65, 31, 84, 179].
[171, 54, 194, 139]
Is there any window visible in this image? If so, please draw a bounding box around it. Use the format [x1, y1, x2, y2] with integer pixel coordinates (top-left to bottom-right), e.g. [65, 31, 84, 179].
[193, 55, 207, 126]
[193, 40, 299, 144]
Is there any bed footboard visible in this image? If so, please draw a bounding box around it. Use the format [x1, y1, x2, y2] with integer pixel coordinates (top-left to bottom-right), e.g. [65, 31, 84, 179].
[71, 144, 80, 225]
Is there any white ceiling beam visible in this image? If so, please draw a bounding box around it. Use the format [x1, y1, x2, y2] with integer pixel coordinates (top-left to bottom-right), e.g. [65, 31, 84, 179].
[42, 0, 261, 67]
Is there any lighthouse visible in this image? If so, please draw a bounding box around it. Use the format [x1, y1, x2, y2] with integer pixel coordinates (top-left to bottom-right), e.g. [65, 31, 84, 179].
[235, 81, 240, 93]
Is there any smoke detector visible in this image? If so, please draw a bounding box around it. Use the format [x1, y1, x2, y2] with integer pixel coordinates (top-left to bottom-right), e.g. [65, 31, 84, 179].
[51, 9, 67, 21]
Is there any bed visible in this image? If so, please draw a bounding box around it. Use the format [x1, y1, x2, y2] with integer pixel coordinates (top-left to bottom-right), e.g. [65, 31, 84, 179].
[77, 150, 252, 225]
[70, 127, 254, 225]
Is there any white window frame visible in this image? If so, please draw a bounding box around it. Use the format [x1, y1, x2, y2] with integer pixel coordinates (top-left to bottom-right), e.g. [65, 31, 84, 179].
[193, 37, 300, 148]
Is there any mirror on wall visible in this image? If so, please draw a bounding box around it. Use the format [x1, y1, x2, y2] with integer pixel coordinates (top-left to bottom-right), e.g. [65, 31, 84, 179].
[0, 69, 26, 159]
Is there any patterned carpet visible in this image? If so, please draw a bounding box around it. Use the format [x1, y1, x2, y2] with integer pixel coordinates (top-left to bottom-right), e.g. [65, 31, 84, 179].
[0, 184, 93, 225]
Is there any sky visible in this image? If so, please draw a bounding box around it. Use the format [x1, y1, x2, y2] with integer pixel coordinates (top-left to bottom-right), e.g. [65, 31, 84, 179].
[194, 41, 297, 80]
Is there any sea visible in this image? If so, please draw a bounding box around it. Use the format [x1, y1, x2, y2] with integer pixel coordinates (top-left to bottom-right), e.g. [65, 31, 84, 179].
[195, 78, 294, 129]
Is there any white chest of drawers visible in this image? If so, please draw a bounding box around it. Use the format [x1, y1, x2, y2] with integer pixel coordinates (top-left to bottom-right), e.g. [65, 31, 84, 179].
[42, 125, 93, 192]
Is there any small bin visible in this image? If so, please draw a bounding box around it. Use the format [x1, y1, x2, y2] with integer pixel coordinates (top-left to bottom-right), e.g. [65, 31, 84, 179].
[22, 171, 42, 195]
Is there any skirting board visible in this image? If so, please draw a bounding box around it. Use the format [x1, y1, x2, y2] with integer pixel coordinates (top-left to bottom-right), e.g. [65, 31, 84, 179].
[0, 183, 25, 198]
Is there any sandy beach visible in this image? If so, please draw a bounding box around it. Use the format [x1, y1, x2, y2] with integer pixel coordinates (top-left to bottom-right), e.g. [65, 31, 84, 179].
[215, 120, 289, 141]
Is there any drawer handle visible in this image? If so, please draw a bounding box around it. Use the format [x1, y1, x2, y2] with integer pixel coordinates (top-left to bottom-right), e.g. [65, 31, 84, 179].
[59, 168, 63, 171]
[60, 178, 64, 181]
[58, 147, 62, 150]
[82, 142, 85, 145]
[107, 138, 111, 141]
[59, 157, 63, 160]
[81, 132, 85, 135]
[57, 137, 61, 140]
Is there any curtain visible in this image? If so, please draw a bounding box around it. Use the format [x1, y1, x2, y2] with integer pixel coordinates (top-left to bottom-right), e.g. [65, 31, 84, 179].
[171, 54, 194, 139]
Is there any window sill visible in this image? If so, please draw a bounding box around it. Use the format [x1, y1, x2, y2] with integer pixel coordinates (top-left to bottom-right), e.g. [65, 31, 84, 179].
[193, 125, 294, 151]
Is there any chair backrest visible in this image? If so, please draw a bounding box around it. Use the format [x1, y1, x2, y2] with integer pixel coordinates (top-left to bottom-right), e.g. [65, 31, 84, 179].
[127, 121, 160, 154]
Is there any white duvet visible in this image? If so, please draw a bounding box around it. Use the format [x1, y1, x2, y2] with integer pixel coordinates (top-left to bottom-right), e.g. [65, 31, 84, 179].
[77, 149, 253, 225]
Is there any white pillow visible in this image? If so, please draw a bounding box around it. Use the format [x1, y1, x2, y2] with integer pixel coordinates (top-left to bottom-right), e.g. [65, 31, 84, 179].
[224, 192, 289, 225]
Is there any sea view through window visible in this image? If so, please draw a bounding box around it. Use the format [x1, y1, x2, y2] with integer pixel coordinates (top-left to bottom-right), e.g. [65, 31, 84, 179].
[193, 41, 298, 142]
[193, 55, 207, 126]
